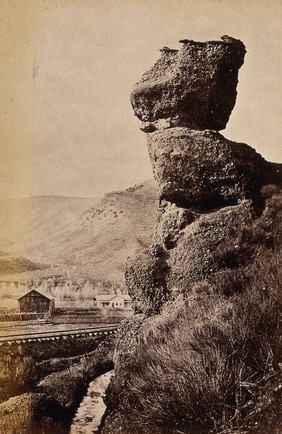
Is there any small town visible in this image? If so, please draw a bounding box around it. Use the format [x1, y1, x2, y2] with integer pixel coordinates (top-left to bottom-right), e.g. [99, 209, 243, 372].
[0, 277, 132, 323]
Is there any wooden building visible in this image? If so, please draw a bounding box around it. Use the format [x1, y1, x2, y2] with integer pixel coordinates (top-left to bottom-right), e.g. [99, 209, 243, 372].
[94, 294, 132, 309]
[18, 289, 55, 314]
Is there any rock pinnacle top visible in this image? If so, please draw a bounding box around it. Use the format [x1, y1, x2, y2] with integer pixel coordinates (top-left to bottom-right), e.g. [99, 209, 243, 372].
[131, 36, 246, 132]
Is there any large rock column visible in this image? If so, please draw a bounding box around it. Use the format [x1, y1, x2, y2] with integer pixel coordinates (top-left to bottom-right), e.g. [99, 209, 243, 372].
[125, 36, 281, 315]
[102, 36, 282, 434]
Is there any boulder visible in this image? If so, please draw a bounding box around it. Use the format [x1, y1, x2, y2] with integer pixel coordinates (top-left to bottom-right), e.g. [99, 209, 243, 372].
[131, 36, 246, 131]
[147, 128, 270, 208]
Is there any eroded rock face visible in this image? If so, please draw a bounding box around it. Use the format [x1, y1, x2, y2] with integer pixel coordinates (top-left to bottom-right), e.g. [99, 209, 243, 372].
[125, 245, 171, 315]
[164, 201, 255, 292]
[125, 201, 255, 309]
[147, 128, 269, 208]
[154, 199, 196, 248]
[131, 36, 246, 131]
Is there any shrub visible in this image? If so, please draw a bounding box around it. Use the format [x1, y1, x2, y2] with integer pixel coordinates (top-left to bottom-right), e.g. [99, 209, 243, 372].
[37, 365, 87, 410]
[110, 247, 282, 434]
[0, 354, 35, 402]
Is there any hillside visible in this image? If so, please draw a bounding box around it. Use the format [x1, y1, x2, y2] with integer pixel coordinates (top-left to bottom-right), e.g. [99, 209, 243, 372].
[0, 252, 47, 274]
[0, 181, 157, 282]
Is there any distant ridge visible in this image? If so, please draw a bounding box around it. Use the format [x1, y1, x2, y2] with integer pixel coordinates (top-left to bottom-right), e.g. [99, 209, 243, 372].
[0, 180, 157, 282]
[0, 255, 47, 274]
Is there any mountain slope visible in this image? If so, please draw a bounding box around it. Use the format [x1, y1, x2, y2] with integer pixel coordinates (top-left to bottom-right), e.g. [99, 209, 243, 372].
[0, 181, 157, 282]
[0, 254, 47, 274]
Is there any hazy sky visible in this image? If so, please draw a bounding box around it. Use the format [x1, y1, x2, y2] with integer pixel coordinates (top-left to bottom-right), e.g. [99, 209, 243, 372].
[0, 0, 281, 198]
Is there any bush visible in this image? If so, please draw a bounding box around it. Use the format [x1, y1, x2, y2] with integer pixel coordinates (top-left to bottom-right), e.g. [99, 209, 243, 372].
[37, 365, 87, 410]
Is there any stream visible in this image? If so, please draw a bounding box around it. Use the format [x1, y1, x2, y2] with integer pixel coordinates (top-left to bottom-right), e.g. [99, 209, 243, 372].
[70, 370, 113, 434]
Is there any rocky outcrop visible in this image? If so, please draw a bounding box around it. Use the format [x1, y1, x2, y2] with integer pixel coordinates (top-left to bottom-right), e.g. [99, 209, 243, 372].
[131, 36, 246, 132]
[126, 36, 281, 315]
[125, 200, 266, 314]
[102, 36, 282, 434]
[147, 128, 279, 209]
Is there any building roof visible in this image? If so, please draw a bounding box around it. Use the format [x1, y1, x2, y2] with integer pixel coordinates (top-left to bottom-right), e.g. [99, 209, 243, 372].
[17, 289, 53, 301]
[95, 294, 131, 302]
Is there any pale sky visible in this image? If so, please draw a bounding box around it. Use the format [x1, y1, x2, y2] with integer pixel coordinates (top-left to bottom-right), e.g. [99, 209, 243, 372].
[0, 0, 281, 198]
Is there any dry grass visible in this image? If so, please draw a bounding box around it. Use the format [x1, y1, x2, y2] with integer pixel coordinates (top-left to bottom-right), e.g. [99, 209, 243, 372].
[110, 248, 282, 434]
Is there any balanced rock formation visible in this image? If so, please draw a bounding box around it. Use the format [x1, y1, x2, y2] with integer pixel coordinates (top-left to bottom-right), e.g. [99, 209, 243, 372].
[131, 36, 246, 132]
[126, 36, 281, 315]
[102, 37, 282, 433]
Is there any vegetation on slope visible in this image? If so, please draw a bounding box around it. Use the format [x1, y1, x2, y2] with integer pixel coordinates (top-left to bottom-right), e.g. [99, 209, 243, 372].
[104, 188, 282, 434]
[106, 252, 281, 434]
[0, 334, 112, 403]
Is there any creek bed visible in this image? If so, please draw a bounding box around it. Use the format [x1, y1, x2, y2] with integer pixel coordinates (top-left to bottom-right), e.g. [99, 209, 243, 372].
[70, 370, 113, 434]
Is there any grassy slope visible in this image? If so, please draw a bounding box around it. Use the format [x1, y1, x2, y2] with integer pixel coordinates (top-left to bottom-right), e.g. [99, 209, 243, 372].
[104, 188, 282, 434]
[114, 254, 282, 433]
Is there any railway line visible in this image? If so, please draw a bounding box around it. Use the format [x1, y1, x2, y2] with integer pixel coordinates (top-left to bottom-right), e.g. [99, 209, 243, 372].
[0, 324, 118, 345]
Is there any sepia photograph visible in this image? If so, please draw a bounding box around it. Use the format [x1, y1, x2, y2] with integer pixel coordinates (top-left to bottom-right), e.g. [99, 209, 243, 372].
[0, 0, 281, 433]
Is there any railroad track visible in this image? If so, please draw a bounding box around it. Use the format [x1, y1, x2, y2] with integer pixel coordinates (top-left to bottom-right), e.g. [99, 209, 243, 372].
[0, 324, 118, 345]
